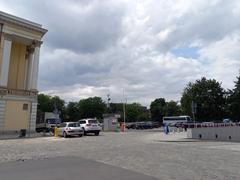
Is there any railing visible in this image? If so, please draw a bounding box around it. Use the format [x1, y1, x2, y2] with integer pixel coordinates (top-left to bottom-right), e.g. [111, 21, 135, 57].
[186, 122, 240, 129]
[0, 87, 38, 97]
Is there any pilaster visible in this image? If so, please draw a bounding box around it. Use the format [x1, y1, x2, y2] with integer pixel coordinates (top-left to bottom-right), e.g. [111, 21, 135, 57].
[29, 102, 37, 132]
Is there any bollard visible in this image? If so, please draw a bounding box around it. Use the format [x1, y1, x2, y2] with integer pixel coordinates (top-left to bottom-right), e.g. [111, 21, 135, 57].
[54, 127, 58, 137]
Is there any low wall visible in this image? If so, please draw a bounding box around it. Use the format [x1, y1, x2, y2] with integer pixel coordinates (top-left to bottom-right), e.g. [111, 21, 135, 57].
[187, 126, 240, 142]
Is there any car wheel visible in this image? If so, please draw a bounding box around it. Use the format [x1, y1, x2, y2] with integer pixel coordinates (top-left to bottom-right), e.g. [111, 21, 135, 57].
[79, 134, 83, 137]
[95, 131, 99, 136]
[63, 131, 67, 138]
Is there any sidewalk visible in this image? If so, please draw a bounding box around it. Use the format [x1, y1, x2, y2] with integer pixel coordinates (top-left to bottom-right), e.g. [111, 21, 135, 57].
[0, 132, 52, 140]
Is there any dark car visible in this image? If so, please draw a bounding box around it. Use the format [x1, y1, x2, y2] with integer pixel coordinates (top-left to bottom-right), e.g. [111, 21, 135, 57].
[135, 122, 144, 129]
[126, 123, 136, 129]
[135, 122, 153, 129]
[145, 122, 153, 129]
[152, 122, 161, 128]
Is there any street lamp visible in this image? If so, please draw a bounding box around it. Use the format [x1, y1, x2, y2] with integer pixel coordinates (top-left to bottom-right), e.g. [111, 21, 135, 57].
[122, 89, 127, 132]
[191, 101, 197, 123]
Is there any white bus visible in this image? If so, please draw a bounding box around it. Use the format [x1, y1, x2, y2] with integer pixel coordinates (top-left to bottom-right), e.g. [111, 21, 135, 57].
[163, 116, 192, 126]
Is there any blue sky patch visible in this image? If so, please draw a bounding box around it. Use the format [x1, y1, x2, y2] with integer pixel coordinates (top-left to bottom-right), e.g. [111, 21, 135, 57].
[171, 46, 200, 59]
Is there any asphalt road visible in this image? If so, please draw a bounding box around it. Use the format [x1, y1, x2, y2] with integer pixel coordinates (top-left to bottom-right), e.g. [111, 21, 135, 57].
[0, 157, 158, 180]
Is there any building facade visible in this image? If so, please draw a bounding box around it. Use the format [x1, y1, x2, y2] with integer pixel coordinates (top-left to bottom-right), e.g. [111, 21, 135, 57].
[0, 11, 47, 134]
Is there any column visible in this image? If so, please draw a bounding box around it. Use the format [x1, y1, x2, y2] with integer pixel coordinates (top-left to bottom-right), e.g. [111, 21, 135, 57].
[31, 46, 40, 90]
[0, 39, 12, 87]
[26, 50, 34, 90]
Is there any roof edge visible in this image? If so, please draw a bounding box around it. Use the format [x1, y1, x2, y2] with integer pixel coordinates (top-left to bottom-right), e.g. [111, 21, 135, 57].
[0, 11, 47, 34]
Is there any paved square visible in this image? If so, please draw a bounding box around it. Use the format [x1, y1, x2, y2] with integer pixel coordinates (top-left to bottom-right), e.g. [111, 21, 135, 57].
[0, 131, 240, 179]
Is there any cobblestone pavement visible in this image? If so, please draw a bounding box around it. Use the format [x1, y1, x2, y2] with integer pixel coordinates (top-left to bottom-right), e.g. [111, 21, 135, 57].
[0, 130, 240, 179]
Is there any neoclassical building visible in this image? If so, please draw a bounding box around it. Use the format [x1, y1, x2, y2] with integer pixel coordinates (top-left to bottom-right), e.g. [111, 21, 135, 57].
[0, 11, 47, 134]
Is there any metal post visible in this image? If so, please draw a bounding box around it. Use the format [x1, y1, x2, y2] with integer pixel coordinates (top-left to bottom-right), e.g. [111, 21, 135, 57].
[123, 89, 127, 132]
[191, 101, 196, 124]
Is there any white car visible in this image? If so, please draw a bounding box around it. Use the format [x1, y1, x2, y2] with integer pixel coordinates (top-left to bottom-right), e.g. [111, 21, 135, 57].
[58, 122, 84, 138]
[79, 119, 101, 136]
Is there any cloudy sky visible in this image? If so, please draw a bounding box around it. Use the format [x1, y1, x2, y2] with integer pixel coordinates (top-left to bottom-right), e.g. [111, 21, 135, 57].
[1, 0, 240, 106]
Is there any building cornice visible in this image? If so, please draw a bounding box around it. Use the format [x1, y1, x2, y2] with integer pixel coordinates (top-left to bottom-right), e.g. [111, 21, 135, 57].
[0, 11, 47, 36]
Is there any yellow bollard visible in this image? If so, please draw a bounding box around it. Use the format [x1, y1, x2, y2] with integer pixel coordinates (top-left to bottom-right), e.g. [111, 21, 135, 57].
[54, 127, 58, 137]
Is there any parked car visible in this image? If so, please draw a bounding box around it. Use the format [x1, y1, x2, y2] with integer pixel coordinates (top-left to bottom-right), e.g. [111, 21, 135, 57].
[145, 122, 153, 129]
[152, 122, 161, 128]
[135, 122, 150, 129]
[223, 118, 233, 123]
[58, 122, 84, 138]
[79, 119, 101, 136]
[126, 123, 136, 129]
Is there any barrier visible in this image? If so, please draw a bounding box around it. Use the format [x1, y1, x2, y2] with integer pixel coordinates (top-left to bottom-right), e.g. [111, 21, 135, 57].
[187, 125, 240, 142]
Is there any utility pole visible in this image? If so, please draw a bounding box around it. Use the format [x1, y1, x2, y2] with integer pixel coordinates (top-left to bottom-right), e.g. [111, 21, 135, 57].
[191, 101, 197, 123]
[123, 89, 127, 132]
[107, 94, 111, 110]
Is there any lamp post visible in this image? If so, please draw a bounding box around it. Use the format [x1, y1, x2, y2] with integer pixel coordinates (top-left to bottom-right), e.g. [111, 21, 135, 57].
[191, 101, 197, 123]
[122, 89, 127, 132]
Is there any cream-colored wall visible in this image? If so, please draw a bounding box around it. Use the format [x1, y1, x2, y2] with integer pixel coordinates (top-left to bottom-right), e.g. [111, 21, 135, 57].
[7, 41, 27, 89]
[4, 100, 29, 130]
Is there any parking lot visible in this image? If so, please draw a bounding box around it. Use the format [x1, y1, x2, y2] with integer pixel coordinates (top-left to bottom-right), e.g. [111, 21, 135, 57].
[0, 130, 240, 179]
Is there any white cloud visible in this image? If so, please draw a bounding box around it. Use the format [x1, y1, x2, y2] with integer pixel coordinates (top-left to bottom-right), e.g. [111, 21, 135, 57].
[199, 32, 240, 89]
[0, 0, 240, 106]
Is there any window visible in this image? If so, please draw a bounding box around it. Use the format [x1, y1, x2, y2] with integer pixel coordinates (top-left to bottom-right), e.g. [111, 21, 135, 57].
[79, 121, 86, 124]
[89, 120, 97, 124]
[23, 104, 28, 110]
[68, 123, 80, 127]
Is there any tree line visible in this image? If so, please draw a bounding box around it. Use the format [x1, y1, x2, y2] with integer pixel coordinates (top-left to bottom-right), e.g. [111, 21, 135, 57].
[38, 73, 240, 123]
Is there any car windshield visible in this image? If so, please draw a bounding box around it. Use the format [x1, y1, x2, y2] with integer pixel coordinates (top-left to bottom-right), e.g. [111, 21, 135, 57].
[68, 123, 80, 127]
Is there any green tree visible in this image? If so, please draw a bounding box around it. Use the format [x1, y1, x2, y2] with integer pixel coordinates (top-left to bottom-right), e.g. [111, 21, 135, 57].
[180, 77, 225, 122]
[228, 74, 240, 121]
[109, 103, 149, 122]
[65, 102, 81, 121]
[137, 112, 150, 122]
[125, 103, 142, 122]
[150, 98, 166, 122]
[37, 94, 65, 119]
[78, 97, 106, 119]
[164, 101, 181, 116]
[37, 94, 52, 113]
[109, 103, 123, 114]
[51, 96, 65, 115]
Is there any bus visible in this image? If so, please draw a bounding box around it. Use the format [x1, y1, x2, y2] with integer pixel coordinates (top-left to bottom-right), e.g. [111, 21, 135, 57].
[163, 116, 192, 126]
